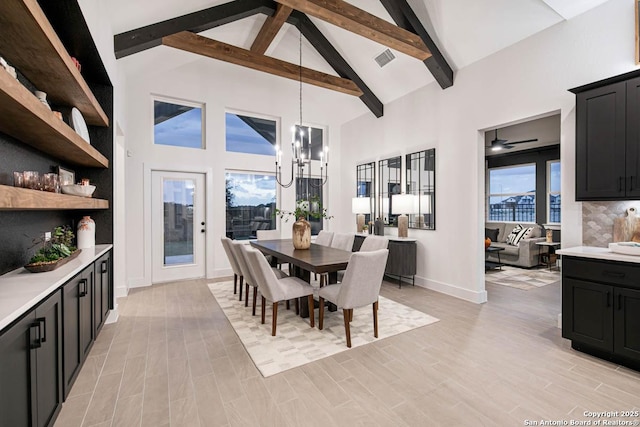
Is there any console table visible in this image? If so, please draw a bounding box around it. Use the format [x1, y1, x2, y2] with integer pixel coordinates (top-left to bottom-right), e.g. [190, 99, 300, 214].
[353, 235, 417, 288]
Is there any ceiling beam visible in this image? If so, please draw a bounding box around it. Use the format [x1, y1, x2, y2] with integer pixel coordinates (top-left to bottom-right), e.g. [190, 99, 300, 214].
[276, 0, 431, 61]
[162, 31, 364, 96]
[379, 0, 453, 89]
[289, 11, 383, 118]
[251, 3, 293, 54]
[114, 0, 274, 58]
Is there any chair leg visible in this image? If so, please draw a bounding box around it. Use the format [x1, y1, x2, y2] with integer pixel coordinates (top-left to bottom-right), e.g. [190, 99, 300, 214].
[272, 302, 278, 336]
[319, 274, 325, 288]
[349, 309, 354, 322]
[294, 298, 299, 315]
[239, 276, 243, 301]
[343, 309, 352, 348]
[261, 296, 266, 324]
[252, 287, 258, 316]
[318, 297, 325, 330]
[245, 283, 249, 307]
[286, 300, 290, 310]
[308, 295, 315, 327]
[233, 274, 237, 294]
[373, 300, 379, 338]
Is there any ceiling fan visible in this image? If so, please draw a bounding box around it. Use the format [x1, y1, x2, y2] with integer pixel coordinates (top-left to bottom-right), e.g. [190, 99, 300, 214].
[489, 129, 538, 151]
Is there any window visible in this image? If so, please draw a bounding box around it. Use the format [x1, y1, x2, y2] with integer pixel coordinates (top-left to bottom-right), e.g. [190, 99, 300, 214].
[356, 162, 375, 224]
[406, 149, 435, 230]
[294, 125, 324, 161]
[379, 156, 402, 225]
[154, 98, 204, 149]
[488, 164, 536, 222]
[296, 177, 324, 235]
[225, 172, 276, 240]
[225, 112, 277, 155]
[548, 160, 561, 223]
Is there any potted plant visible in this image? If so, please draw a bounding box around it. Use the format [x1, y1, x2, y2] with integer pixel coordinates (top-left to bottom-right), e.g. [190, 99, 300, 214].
[25, 225, 80, 273]
[275, 196, 333, 249]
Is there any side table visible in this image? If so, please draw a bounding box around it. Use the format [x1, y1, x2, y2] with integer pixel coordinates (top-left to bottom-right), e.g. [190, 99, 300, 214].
[485, 246, 505, 270]
[536, 242, 561, 270]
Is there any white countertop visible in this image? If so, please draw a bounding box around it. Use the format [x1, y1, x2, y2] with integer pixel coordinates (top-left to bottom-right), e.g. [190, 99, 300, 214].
[557, 246, 640, 264]
[0, 244, 112, 331]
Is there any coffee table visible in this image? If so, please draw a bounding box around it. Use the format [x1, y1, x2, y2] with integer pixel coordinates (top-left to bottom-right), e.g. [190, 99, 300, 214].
[485, 246, 504, 270]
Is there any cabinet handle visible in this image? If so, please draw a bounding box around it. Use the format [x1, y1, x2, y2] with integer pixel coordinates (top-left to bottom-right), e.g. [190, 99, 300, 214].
[101, 260, 107, 274]
[603, 271, 625, 278]
[619, 176, 623, 191]
[606, 291, 611, 307]
[30, 323, 41, 349]
[79, 278, 87, 297]
[630, 176, 635, 192]
[37, 317, 46, 344]
[618, 294, 623, 310]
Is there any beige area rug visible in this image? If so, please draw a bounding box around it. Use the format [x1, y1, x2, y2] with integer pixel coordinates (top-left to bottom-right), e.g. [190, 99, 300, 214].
[485, 265, 561, 290]
[207, 281, 439, 377]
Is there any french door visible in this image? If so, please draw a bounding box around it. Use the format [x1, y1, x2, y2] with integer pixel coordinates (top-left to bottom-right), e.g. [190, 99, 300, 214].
[151, 171, 206, 283]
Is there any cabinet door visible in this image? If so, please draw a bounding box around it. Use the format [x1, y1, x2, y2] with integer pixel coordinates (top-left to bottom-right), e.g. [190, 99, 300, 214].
[34, 291, 62, 427]
[0, 314, 37, 427]
[562, 278, 613, 351]
[613, 287, 640, 360]
[94, 252, 110, 334]
[575, 82, 626, 200]
[625, 76, 640, 198]
[386, 241, 417, 276]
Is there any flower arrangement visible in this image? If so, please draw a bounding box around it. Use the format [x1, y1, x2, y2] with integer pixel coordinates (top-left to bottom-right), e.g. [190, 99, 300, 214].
[275, 195, 333, 222]
[26, 225, 78, 271]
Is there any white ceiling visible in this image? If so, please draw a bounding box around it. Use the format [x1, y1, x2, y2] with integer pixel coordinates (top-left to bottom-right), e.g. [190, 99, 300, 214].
[108, 0, 611, 106]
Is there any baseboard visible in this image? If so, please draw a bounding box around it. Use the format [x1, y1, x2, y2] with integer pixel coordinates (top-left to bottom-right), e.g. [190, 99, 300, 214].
[415, 276, 488, 304]
[128, 277, 150, 289]
[105, 308, 119, 324]
[213, 268, 233, 279]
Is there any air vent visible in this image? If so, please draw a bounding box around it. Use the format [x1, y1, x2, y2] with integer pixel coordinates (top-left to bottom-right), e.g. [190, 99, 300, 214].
[374, 49, 396, 67]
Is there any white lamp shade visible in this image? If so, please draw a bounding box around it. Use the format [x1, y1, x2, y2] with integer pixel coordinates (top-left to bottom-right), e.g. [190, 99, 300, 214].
[392, 194, 416, 214]
[351, 197, 371, 214]
[382, 197, 389, 214]
[413, 194, 432, 214]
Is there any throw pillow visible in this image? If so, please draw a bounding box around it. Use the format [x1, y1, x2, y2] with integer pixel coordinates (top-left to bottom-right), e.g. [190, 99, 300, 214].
[507, 224, 533, 246]
[485, 228, 499, 242]
[506, 224, 522, 245]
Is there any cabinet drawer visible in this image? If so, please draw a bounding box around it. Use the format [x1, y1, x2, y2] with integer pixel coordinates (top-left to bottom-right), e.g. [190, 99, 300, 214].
[563, 257, 640, 289]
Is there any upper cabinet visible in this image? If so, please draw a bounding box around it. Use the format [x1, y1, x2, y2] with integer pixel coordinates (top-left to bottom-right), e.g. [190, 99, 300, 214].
[571, 70, 640, 200]
[0, 0, 109, 169]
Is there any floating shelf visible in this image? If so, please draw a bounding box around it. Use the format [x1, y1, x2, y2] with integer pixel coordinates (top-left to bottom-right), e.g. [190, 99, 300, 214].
[0, 69, 108, 168]
[0, 185, 108, 210]
[0, 0, 108, 126]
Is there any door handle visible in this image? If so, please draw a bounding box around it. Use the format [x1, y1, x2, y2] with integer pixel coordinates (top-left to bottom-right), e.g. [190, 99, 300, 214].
[101, 260, 107, 274]
[618, 294, 623, 310]
[619, 176, 623, 191]
[606, 291, 611, 307]
[30, 323, 41, 349]
[79, 279, 87, 297]
[630, 176, 634, 192]
[37, 317, 46, 343]
[603, 271, 625, 278]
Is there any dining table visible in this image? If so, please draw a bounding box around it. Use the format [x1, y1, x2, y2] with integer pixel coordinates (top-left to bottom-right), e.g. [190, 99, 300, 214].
[249, 239, 353, 318]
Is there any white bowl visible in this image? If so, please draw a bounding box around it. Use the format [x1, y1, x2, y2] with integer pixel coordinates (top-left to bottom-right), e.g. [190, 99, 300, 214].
[609, 242, 640, 256]
[61, 184, 96, 197]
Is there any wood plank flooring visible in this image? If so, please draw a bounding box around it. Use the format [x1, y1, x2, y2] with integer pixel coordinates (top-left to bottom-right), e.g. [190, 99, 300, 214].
[54, 277, 640, 426]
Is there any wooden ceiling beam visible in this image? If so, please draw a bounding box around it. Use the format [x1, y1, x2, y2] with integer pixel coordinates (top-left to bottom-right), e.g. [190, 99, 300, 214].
[251, 3, 293, 54]
[276, 0, 431, 61]
[162, 31, 363, 96]
[379, 0, 453, 89]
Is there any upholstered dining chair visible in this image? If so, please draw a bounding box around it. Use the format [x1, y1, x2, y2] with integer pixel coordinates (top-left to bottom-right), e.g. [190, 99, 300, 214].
[244, 247, 316, 336]
[318, 249, 389, 348]
[330, 232, 355, 252]
[221, 237, 243, 300]
[359, 235, 389, 252]
[256, 229, 280, 240]
[315, 230, 334, 247]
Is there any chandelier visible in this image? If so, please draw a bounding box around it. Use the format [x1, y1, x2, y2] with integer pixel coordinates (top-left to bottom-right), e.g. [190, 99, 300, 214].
[275, 30, 329, 189]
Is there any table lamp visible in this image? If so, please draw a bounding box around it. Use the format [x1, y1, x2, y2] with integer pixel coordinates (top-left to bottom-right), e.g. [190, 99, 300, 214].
[392, 194, 416, 238]
[351, 197, 371, 232]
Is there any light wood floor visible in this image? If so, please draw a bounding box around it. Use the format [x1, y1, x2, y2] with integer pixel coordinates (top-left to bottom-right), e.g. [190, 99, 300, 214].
[54, 276, 640, 427]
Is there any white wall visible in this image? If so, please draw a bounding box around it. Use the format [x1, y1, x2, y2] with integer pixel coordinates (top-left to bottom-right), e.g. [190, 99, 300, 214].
[120, 52, 362, 287]
[338, 0, 637, 303]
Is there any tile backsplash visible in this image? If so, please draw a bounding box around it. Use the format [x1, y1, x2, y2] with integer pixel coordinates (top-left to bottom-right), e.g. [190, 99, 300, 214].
[582, 201, 640, 247]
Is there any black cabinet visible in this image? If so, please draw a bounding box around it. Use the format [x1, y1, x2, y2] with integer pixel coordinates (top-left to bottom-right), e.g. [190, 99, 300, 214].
[572, 71, 640, 200]
[62, 264, 94, 398]
[0, 291, 62, 427]
[353, 235, 417, 287]
[94, 251, 111, 335]
[562, 256, 640, 370]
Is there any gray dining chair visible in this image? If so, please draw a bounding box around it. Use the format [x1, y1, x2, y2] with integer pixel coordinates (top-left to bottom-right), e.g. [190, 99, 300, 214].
[220, 237, 243, 300]
[256, 229, 280, 240]
[359, 235, 389, 252]
[315, 230, 334, 247]
[330, 232, 355, 252]
[245, 247, 316, 336]
[318, 249, 389, 347]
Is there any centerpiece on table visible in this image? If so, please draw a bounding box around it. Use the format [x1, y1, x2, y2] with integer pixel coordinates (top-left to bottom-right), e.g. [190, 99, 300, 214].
[24, 225, 80, 273]
[275, 196, 332, 249]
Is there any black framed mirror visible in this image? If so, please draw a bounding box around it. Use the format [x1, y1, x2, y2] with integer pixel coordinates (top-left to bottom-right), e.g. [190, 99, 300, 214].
[378, 156, 402, 226]
[406, 149, 435, 230]
[356, 162, 375, 224]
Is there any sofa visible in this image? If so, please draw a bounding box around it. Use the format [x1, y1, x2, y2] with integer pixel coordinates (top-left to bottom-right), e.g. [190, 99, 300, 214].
[485, 222, 545, 268]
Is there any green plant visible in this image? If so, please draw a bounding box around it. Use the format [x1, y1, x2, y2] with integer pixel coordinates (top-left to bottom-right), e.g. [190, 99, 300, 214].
[275, 195, 333, 222]
[27, 225, 76, 265]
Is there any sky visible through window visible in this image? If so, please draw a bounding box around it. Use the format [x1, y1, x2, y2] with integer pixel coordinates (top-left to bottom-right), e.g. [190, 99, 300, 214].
[226, 113, 276, 156]
[154, 105, 203, 149]
[549, 161, 560, 193]
[226, 173, 276, 207]
[490, 164, 536, 194]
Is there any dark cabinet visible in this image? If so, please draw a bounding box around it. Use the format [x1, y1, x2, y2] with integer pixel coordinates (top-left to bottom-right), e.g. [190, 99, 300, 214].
[572, 72, 640, 200]
[62, 265, 94, 398]
[353, 235, 417, 287]
[94, 251, 111, 335]
[0, 291, 62, 427]
[562, 256, 640, 370]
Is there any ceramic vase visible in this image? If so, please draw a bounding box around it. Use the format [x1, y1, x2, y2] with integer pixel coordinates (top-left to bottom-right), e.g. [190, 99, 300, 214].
[34, 91, 51, 110]
[292, 217, 311, 249]
[77, 216, 95, 249]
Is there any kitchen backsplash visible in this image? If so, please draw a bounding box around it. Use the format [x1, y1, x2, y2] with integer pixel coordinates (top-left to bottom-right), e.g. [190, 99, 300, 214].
[582, 201, 640, 247]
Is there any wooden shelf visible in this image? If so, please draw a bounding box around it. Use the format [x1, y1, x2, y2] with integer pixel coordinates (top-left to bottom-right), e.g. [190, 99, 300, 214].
[0, 185, 108, 210]
[0, 69, 108, 168]
[0, 0, 108, 126]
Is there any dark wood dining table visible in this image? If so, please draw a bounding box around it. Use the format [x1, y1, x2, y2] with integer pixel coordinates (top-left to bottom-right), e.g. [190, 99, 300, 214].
[249, 239, 352, 317]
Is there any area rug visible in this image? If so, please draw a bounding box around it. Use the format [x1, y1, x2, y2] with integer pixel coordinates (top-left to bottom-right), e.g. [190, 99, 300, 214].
[207, 281, 439, 377]
[485, 265, 560, 290]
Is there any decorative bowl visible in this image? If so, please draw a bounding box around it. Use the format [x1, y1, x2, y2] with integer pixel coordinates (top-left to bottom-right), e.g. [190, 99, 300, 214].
[61, 184, 95, 197]
[609, 242, 640, 256]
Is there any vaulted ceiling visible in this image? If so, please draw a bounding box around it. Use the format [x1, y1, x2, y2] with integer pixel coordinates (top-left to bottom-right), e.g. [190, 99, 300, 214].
[109, 0, 610, 118]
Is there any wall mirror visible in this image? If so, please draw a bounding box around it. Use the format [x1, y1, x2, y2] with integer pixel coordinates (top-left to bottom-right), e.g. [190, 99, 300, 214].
[406, 149, 436, 230]
[356, 162, 375, 223]
[378, 156, 402, 225]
